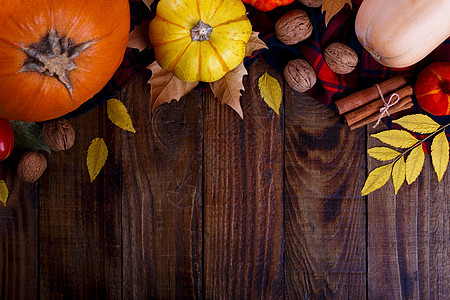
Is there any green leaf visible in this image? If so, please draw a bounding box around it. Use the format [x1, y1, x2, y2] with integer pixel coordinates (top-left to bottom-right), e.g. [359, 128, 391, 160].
[258, 71, 282, 115]
[406, 145, 425, 185]
[392, 157, 406, 195]
[371, 130, 418, 148]
[368, 147, 401, 161]
[393, 114, 441, 134]
[10, 121, 51, 153]
[361, 162, 393, 196]
[431, 131, 449, 182]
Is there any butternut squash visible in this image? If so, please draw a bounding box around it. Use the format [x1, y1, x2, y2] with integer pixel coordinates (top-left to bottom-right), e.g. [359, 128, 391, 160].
[355, 0, 450, 68]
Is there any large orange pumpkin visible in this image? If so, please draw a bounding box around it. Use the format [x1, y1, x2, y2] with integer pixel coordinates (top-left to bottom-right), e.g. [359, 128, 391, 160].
[0, 0, 130, 122]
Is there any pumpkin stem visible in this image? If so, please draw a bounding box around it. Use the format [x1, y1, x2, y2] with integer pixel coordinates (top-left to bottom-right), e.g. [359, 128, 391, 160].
[191, 20, 213, 42]
[20, 29, 96, 97]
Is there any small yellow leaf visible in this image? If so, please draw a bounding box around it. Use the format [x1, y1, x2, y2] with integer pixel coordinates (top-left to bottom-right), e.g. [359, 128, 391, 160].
[147, 61, 198, 113]
[245, 32, 268, 57]
[392, 157, 406, 195]
[107, 99, 136, 133]
[361, 163, 393, 196]
[322, 0, 352, 26]
[258, 71, 282, 115]
[368, 147, 401, 161]
[210, 62, 247, 118]
[0, 180, 8, 207]
[87, 138, 108, 182]
[371, 130, 418, 148]
[431, 131, 449, 181]
[405, 145, 425, 185]
[393, 114, 441, 134]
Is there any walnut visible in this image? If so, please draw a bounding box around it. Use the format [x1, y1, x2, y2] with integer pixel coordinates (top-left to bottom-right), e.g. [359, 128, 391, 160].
[275, 10, 312, 45]
[323, 42, 359, 74]
[42, 118, 75, 151]
[284, 59, 317, 92]
[17, 151, 47, 183]
[298, 0, 322, 8]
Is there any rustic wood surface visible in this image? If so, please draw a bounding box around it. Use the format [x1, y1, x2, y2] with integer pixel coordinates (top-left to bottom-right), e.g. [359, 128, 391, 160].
[0, 60, 448, 299]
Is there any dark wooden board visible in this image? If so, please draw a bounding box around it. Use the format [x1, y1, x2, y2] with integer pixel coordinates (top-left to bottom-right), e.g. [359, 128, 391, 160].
[38, 106, 122, 298]
[0, 162, 38, 300]
[120, 75, 203, 299]
[284, 88, 367, 299]
[367, 125, 449, 299]
[203, 61, 284, 299]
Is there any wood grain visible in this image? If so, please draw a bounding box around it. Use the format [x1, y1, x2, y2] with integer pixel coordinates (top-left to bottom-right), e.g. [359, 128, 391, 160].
[203, 61, 284, 299]
[284, 88, 367, 299]
[39, 107, 122, 298]
[120, 75, 203, 299]
[0, 161, 38, 300]
[367, 124, 449, 299]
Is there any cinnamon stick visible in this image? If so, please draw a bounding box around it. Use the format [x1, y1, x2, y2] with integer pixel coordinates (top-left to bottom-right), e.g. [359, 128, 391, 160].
[349, 96, 414, 131]
[344, 86, 414, 126]
[335, 75, 408, 115]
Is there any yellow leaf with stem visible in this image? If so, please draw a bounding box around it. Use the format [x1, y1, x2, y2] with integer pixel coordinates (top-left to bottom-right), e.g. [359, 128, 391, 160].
[0, 180, 8, 207]
[368, 147, 401, 161]
[392, 157, 406, 195]
[431, 131, 449, 182]
[107, 99, 136, 133]
[258, 71, 282, 115]
[371, 130, 418, 148]
[87, 138, 108, 182]
[361, 162, 393, 196]
[406, 145, 425, 185]
[393, 114, 440, 134]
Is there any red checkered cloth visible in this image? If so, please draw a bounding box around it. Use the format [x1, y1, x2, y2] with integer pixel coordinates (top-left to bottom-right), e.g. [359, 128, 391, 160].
[68, 0, 450, 152]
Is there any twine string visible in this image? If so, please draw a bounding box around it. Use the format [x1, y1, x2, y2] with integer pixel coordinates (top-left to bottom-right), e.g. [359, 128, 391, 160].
[373, 84, 400, 128]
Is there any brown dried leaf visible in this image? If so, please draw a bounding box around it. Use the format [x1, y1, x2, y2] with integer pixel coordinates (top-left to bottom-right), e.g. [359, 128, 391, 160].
[245, 32, 268, 57]
[322, 0, 351, 26]
[210, 62, 247, 118]
[147, 61, 198, 113]
[127, 20, 151, 51]
[143, 0, 154, 10]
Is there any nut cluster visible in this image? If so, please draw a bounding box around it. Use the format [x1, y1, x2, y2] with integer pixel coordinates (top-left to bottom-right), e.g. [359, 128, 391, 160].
[42, 118, 75, 151]
[284, 59, 317, 92]
[323, 42, 359, 74]
[275, 10, 312, 45]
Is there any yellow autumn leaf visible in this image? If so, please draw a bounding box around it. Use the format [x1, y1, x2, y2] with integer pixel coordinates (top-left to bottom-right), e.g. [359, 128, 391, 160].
[361, 162, 393, 196]
[392, 157, 406, 195]
[258, 71, 282, 115]
[245, 32, 268, 58]
[393, 114, 441, 134]
[107, 99, 136, 133]
[210, 62, 247, 118]
[0, 180, 8, 207]
[431, 131, 449, 182]
[405, 145, 425, 185]
[87, 138, 108, 182]
[368, 147, 401, 161]
[322, 0, 352, 26]
[371, 130, 418, 148]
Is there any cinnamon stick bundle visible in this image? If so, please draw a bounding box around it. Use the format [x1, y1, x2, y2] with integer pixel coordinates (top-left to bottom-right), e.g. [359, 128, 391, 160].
[344, 85, 414, 126]
[335, 75, 408, 114]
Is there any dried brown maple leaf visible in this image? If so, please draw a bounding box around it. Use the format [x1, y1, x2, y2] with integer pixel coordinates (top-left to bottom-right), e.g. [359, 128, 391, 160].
[143, 0, 154, 10]
[210, 62, 247, 118]
[127, 20, 151, 51]
[245, 32, 268, 57]
[147, 61, 198, 113]
[322, 0, 351, 26]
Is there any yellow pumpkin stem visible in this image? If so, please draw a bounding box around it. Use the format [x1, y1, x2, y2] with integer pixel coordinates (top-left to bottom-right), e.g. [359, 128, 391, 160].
[190, 20, 213, 42]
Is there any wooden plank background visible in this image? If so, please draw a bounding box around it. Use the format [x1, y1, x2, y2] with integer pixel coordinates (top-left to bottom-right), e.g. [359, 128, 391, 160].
[0, 60, 448, 299]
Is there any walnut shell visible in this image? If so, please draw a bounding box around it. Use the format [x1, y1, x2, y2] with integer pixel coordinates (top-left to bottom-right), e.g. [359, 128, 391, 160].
[284, 59, 317, 92]
[42, 118, 75, 151]
[17, 151, 47, 183]
[298, 0, 322, 8]
[275, 10, 312, 45]
[323, 42, 359, 74]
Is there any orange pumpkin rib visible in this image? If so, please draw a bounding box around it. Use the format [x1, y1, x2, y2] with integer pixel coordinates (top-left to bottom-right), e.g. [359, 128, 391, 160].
[213, 15, 250, 28]
[208, 41, 230, 75]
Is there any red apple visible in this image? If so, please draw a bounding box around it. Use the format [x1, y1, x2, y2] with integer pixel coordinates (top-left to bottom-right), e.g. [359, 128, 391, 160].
[415, 62, 450, 116]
